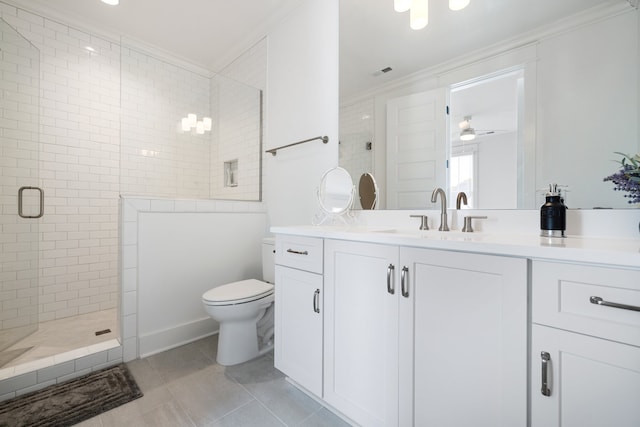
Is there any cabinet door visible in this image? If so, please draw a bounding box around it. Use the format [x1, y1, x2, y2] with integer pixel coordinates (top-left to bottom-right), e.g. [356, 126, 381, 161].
[274, 265, 323, 397]
[531, 324, 640, 427]
[324, 240, 399, 427]
[400, 248, 527, 427]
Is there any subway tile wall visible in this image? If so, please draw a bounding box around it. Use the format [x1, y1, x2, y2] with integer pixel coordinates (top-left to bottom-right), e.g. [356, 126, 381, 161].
[210, 75, 261, 200]
[120, 47, 211, 199]
[0, 17, 40, 336]
[0, 2, 267, 325]
[1, 5, 121, 323]
[212, 38, 267, 201]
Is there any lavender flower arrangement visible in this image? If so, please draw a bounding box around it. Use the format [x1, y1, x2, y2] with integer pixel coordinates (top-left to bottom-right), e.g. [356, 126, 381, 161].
[603, 152, 640, 205]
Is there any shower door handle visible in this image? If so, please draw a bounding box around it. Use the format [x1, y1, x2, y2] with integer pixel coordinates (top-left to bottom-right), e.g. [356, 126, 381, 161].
[18, 186, 44, 219]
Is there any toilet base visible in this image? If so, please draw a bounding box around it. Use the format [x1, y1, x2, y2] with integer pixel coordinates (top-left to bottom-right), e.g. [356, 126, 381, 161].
[215, 303, 274, 366]
[216, 320, 260, 366]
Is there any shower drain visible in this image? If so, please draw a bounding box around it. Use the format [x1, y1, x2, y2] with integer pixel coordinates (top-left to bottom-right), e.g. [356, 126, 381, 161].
[94, 329, 112, 336]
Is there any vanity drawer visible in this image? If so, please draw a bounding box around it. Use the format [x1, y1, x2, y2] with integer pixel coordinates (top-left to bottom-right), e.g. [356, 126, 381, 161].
[532, 260, 640, 347]
[275, 235, 323, 274]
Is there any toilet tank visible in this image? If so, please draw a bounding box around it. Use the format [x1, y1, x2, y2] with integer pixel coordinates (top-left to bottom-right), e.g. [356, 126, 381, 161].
[262, 237, 275, 283]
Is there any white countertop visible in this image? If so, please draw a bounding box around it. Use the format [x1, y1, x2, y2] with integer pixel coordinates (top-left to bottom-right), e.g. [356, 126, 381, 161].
[270, 225, 640, 269]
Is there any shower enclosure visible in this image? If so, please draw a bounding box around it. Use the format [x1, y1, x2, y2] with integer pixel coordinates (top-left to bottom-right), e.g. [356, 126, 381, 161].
[0, 18, 40, 362]
[0, 6, 263, 376]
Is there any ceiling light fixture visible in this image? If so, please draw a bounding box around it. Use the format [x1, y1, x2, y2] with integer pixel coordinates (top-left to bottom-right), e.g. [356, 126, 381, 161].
[460, 127, 476, 141]
[394, 0, 411, 13]
[410, 0, 429, 30]
[180, 114, 213, 135]
[101, 0, 119, 5]
[449, 0, 470, 11]
[459, 116, 476, 141]
[396, 0, 468, 31]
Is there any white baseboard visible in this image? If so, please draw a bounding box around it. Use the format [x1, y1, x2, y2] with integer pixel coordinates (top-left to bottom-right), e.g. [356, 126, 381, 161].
[138, 317, 218, 358]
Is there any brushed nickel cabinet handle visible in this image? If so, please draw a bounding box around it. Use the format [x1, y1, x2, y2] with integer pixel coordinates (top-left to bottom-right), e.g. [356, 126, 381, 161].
[541, 351, 551, 397]
[590, 296, 640, 312]
[401, 266, 409, 298]
[387, 264, 395, 295]
[286, 249, 309, 256]
[313, 289, 320, 314]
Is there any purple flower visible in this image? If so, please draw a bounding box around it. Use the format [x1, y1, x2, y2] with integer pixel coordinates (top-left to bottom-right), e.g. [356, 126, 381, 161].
[604, 157, 640, 204]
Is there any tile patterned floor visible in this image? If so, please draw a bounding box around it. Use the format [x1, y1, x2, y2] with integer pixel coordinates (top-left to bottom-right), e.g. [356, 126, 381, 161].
[76, 336, 352, 427]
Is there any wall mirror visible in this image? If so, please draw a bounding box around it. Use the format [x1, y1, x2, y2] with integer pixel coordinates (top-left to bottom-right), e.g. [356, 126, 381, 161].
[339, 0, 639, 210]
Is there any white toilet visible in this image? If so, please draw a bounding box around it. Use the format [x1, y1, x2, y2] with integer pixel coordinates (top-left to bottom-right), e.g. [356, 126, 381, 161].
[202, 237, 275, 366]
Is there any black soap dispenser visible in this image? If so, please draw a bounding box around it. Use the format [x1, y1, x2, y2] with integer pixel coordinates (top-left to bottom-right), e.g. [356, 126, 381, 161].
[540, 184, 567, 238]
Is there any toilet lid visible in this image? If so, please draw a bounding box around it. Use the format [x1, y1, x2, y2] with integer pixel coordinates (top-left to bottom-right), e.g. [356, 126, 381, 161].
[202, 279, 274, 305]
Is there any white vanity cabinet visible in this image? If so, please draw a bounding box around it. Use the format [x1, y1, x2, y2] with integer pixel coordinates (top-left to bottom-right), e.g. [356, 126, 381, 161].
[323, 239, 528, 427]
[399, 247, 528, 427]
[531, 261, 640, 427]
[323, 239, 399, 427]
[274, 235, 324, 397]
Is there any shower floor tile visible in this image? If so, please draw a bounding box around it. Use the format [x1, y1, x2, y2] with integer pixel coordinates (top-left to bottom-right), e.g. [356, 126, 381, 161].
[0, 309, 118, 369]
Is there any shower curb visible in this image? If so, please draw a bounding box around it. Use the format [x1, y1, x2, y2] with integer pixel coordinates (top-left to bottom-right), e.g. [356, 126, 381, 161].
[0, 339, 122, 402]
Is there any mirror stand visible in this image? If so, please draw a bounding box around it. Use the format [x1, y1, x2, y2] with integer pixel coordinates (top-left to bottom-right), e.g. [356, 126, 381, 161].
[312, 167, 356, 226]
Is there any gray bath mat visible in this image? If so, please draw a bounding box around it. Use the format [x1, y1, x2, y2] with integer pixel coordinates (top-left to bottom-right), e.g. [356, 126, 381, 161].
[0, 363, 143, 426]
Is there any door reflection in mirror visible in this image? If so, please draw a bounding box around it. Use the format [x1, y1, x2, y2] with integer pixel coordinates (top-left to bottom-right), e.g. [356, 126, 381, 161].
[449, 68, 523, 209]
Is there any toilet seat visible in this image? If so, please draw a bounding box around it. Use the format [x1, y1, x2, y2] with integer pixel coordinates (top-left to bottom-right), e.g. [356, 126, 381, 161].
[203, 279, 274, 306]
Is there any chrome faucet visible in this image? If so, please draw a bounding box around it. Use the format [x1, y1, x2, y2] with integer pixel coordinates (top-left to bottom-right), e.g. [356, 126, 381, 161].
[430, 187, 449, 231]
[456, 192, 467, 210]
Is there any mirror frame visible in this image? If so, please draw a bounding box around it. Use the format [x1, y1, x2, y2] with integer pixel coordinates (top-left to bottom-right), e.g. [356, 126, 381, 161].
[317, 167, 355, 215]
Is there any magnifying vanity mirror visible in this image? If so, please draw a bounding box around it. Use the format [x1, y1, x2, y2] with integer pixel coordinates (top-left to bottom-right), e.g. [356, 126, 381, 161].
[313, 167, 355, 225]
[339, 0, 639, 210]
[359, 173, 378, 209]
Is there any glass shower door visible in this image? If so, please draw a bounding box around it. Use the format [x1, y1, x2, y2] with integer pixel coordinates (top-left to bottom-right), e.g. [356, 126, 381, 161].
[0, 18, 41, 357]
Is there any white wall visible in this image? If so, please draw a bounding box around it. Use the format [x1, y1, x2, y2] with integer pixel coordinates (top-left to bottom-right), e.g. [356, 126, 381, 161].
[476, 132, 518, 209]
[136, 209, 267, 357]
[536, 11, 638, 209]
[265, 0, 339, 226]
[120, 197, 268, 360]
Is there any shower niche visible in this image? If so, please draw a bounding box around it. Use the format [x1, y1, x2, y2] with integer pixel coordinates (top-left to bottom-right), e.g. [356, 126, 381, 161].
[225, 160, 239, 187]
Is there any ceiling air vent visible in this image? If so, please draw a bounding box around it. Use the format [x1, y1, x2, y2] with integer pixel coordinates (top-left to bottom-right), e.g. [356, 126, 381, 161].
[372, 66, 393, 77]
